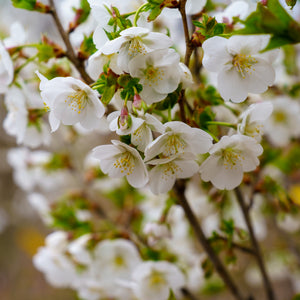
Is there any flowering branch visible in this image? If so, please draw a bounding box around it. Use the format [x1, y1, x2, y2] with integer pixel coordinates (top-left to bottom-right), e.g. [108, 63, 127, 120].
[234, 187, 276, 300]
[174, 180, 245, 300]
[48, 0, 93, 84]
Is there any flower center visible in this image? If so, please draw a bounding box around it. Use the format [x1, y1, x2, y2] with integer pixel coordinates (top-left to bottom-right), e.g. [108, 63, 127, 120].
[162, 134, 186, 158]
[148, 270, 167, 287]
[221, 148, 243, 169]
[128, 38, 146, 58]
[113, 152, 135, 176]
[66, 89, 88, 114]
[161, 162, 183, 179]
[244, 122, 263, 139]
[232, 54, 257, 79]
[113, 255, 125, 268]
[273, 110, 287, 123]
[144, 65, 164, 87]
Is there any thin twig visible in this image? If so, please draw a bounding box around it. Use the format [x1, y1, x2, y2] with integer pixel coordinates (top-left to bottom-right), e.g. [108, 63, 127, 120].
[235, 187, 275, 300]
[174, 180, 245, 300]
[213, 235, 255, 256]
[48, 0, 93, 84]
[181, 287, 199, 300]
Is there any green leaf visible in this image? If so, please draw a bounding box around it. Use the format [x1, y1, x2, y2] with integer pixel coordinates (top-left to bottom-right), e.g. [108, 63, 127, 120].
[78, 0, 91, 24]
[79, 33, 97, 59]
[236, 0, 300, 51]
[154, 84, 182, 111]
[193, 14, 225, 39]
[11, 0, 36, 10]
[36, 43, 55, 62]
[101, 85, 116, 104]
[282, 45, 298, 75]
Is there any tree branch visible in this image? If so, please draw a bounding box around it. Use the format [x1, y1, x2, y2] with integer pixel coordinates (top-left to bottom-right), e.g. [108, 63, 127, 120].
[48, 0, 93, 84]
[234, 187, 275, 300]
[213, 235, 255, 256]
[174, 180, 245, 300]
[178, 0, 194, 66]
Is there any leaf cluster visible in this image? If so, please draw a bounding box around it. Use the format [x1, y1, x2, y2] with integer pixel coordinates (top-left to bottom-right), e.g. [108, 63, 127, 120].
[236, 0, 300, 51]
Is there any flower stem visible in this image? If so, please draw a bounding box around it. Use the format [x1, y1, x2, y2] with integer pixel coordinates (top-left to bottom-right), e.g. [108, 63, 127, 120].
[174, 180, 245, 300]
[234, 187, 276, 300]
[133, 3, 148, 27]
[48, 0, 93, 84]
[206, 121, 237, 129]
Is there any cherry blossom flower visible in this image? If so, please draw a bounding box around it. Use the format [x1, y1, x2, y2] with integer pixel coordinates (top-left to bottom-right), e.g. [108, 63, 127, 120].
[144, 121, 213, 161]
[147, 153, 199, 194]
[199, 135, 263, 190]
[128, 49, 181, 104]
[0, 41, 13, 93]
[33, 231, 78, 288]
[237, 101, 273, 142]
[202, 35, 278, 102]
[93, 239, 142, 278]
[100, 27, 173, 73]
[131, 261, 185, 300]
[3, 86, 51, 148]
[92, 140, 149, 188]
[264, 97, 300, 147]
[107, 108, 145, 136]
[214, 1, 255, 24]
[86, 50, 122, 80]
[36, 71, 105, 132]
[131, 113, 165, 152]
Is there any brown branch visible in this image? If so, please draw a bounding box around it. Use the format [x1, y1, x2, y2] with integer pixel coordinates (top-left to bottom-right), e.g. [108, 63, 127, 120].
[48, 0, 93, 84]
[214, 235, 255, 256]
[181, 287, 199, 300]
[178, 0, 194, 67]
[234, 187, 276, 300]
[174, 180, 245, 300]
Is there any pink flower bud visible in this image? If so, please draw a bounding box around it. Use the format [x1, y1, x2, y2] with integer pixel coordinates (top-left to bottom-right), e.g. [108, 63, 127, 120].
[118, 106, 131, 130]
[133, 94, 142, 110]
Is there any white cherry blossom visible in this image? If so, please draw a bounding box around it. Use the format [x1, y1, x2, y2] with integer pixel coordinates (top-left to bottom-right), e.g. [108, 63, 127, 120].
[147, 153, 200, 195]
[92, 140, 149, 188]
[128, 49, 181, 104]
[131, 261, 185, 300]
[36, 71, 105, 132]
[0, 41, 14, 93]
[93, 239, 142, 278]
[131, 113, 165, 152]
[100, 27, 173, 73]
[264, 97, 300, 147]
[214, 1, 254, 24]
[86, 50, 122, 80]
[144, 121, 213, 161]
[202, 35, 278, 102]
[199, 135, 263, 190]
[3, 86, 51, 148]
[33, 231, 77, 288]
[107, 109, 145, 136]
[237, 101, 273, 141]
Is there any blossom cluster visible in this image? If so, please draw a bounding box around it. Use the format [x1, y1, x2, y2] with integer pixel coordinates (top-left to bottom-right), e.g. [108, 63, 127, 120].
[1, 0, 300, 299]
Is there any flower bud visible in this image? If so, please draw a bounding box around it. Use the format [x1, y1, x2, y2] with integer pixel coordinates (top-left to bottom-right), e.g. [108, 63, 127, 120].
[133, 94, 142, 110]
[118, 106, 132, 131]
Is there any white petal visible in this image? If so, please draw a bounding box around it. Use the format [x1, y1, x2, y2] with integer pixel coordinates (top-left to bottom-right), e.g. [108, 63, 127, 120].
[149, 164, 176, 194]
[217, 68, 249, 102]
[202, 36, 232, 72]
